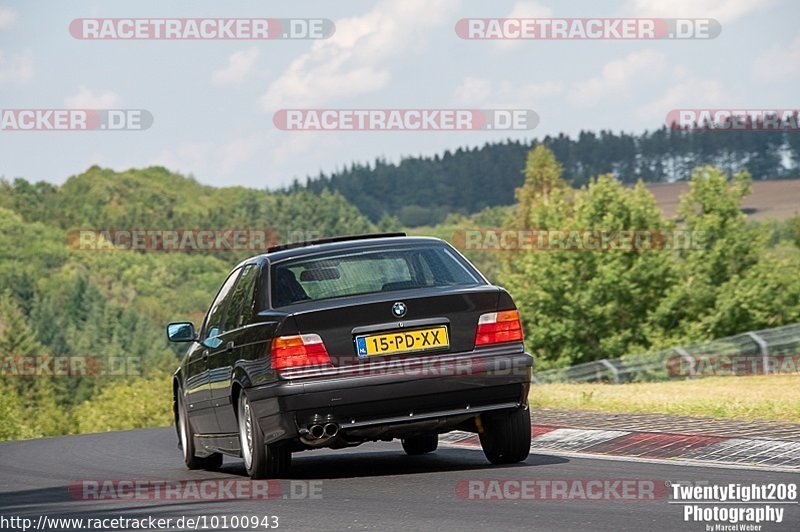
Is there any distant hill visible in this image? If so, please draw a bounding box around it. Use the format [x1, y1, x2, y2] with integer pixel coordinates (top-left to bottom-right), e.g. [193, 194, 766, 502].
[296, 126, 800, 226]
[2, 165, 374, 236]
[647, 179, 800, 221]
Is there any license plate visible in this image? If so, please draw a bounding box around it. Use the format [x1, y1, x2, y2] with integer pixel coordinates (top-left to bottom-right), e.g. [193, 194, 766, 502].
[355, 326, 449, 357]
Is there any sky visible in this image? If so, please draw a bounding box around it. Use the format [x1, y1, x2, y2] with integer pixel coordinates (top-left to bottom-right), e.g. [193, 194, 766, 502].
[0, 0, 798, 189]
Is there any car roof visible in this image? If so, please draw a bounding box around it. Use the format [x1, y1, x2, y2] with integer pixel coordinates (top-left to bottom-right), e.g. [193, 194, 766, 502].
[234, 235, 448, 269]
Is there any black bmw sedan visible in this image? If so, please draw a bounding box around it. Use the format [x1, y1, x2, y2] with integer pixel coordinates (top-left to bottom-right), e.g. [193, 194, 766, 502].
[168, 233, 533, 479]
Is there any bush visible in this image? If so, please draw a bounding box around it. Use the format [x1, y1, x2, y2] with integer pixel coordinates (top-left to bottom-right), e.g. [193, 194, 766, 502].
[75, 374, 173, 434]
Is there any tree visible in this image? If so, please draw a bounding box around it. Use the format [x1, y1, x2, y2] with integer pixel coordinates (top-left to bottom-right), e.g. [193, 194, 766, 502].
[709, 256, 800, 334]
[0, 381, 26, 441]
[514, 144, 566, 228]
[790, 215, 800, 249]
[502, 175, 674, 368]
[647, 167, 765, 343]
[75, 374, 172, 433]
[0, 292, 44, 358]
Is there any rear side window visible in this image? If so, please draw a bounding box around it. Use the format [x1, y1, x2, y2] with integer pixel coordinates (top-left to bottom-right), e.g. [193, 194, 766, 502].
[224, 264, 259, 331]
[202, 268, 241, 342]
[271, 245, 481, 307]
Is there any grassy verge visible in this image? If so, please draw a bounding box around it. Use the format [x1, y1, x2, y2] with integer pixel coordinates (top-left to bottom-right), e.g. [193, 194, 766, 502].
[529, 375, 800, 422]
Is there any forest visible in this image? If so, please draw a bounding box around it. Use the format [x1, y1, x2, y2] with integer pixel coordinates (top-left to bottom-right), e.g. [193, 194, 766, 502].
[297, 126, 800, 226]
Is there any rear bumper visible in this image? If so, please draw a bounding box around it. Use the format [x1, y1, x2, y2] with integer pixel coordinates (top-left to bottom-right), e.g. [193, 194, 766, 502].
[246, 344, 533, 445]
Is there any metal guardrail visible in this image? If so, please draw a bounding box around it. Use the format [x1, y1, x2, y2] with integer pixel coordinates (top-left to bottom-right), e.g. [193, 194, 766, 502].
[532, 323, 800, 384]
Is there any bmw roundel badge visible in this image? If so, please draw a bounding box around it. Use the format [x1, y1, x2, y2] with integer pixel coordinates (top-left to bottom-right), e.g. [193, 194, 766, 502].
[392, 302, 407, 318]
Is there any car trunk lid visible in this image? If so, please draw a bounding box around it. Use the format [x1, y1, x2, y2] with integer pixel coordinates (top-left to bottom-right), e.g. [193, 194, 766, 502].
[290, 285, 500, 367]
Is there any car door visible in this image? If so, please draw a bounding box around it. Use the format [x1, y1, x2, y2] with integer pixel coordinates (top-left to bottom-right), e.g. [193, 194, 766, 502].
[185, 267, 241, 435]
[210, 263, 260, 434]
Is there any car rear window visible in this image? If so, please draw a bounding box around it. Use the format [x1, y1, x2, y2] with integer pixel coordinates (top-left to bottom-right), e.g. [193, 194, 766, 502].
[271, 245, 482, 307]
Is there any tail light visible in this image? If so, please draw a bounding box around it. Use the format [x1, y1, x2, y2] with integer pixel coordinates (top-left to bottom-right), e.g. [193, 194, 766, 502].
[475, 310, 524, 346]
[270, 334, 331, 370]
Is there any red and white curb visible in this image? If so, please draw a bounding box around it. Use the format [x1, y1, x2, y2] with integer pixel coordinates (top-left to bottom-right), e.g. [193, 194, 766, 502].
[440, 426, 800, 470]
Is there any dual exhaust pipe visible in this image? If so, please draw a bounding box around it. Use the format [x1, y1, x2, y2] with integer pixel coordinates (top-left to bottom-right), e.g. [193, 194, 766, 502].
[301, 420, 339, 445]
[309, 422, 339, 439]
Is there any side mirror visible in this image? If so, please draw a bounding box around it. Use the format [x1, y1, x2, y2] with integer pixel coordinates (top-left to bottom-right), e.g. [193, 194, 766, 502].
[167, 322, 195, 343]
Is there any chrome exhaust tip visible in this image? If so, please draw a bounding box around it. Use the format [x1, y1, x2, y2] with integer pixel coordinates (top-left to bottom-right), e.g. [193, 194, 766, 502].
[309, 424, 325, 439]
[323, 422, 339, 438]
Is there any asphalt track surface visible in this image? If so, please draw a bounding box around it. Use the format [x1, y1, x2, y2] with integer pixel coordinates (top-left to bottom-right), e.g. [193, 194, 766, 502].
[0, 428, 798, 531]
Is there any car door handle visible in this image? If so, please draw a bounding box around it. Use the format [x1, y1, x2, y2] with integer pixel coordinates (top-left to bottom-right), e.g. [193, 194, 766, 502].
[226, 341, 234, 353]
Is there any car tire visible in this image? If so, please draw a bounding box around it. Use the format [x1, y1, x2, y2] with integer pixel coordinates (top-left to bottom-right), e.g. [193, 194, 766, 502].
[176, 391, 223, 470]
[238, 392, 291, 479]
[479, 406, 531, 465]
[401, 433, 439, 455]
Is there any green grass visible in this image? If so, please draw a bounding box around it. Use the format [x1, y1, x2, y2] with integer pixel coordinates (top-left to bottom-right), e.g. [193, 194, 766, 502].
[529, 375, 800, 422]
